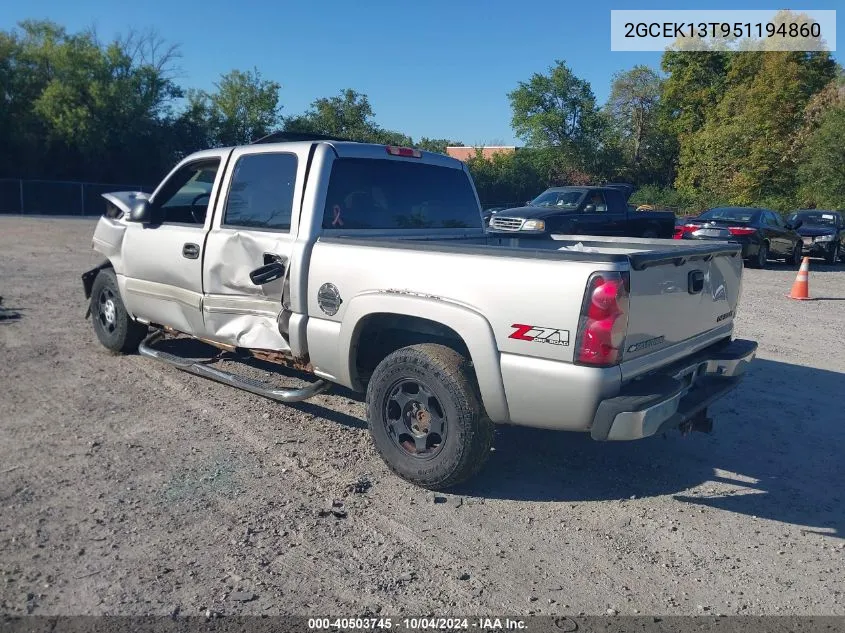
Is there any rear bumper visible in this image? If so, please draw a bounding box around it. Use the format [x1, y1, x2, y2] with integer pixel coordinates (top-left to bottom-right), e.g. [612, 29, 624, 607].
[683, 235, 757, 258]
[590, 338, 757, 441]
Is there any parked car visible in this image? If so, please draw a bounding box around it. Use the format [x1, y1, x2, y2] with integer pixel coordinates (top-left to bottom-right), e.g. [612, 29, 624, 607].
[786, 209, 844, 264]
[676, 207, 803, 268]
[487, 185, 675, 239]
[82, 136, 757, 489]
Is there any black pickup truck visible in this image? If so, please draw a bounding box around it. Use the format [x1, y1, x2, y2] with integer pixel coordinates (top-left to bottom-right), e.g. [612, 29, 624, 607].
[486, 184, 675, 239]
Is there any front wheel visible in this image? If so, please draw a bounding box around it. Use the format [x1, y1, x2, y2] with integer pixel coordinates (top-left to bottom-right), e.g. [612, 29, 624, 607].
[787, 242, 803, 266]
[749, 242, 768, 269]
[90, 269, 147, 353]
[825, 242, 840, 265]
[366, 344, 494, 490]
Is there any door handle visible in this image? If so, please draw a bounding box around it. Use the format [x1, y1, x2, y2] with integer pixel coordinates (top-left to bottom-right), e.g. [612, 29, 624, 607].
[182, 243, 200, 259]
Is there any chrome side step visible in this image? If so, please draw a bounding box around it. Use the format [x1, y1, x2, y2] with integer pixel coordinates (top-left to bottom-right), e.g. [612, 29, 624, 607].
[138, 330, 330, 403]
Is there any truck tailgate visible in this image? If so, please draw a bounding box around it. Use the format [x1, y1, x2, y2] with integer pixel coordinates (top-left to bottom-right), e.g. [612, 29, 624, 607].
[622, 244, 743, 370]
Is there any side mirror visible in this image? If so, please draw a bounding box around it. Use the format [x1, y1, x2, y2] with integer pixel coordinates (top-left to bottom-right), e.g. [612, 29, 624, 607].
[249, 261, 286, 285]
[128, 200, 154, 223]
[583, 204, 596, 213]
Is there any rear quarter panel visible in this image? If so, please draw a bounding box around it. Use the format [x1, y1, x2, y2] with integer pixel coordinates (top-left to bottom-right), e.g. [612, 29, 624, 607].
[306, 240, 617, 365]
[304, 239, 627, 428]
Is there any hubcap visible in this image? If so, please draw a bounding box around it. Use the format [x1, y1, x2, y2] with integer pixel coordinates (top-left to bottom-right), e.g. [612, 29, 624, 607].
[383, 379, 447, 459]
[98, 289, 117, 333]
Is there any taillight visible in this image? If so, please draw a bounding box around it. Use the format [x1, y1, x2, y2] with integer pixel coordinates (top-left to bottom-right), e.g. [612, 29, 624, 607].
[386, 146, 421, 158]
[575, 271, 630, 367]
[727, 226, 756, 236]
[675, 224, 701, 239]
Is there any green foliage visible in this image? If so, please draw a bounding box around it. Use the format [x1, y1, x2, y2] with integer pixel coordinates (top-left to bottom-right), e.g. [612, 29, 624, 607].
[466, 151, 545, 205]
[798, 106, 845, 208]
[192, 68, 282, 146]
[285, 89, 378, 139]
[508, 60, 600, 154]
[2, 16, 843, 216]
[416, 138, 462, 154]
[673, 51, 837, 207]
[605, 66, 676, 185]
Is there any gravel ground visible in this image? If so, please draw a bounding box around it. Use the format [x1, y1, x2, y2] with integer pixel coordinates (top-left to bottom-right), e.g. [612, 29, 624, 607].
[1, 216, 844, 617]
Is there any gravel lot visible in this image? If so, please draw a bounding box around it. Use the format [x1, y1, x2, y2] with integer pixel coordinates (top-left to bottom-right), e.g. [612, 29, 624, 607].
[1, 216, 844, 617]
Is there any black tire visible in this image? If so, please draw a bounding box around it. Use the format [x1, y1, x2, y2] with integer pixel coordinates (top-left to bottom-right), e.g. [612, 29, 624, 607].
[89, 268, 147, 353]
[641, 227, 659, 239]
[366, 343, 494, 490]
[787, 242, 803, 266]
[750, 242, 768, 269]
[825, 242, 840, 265]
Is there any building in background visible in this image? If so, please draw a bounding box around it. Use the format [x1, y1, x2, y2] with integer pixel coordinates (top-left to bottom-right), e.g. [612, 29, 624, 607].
[445, 146, 518, 161]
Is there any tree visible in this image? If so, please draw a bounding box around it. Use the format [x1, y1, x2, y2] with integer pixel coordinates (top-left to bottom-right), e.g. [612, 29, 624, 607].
[508, 60, 600, 151]
[285, 89, 378, 140]
[670, 50, 838, 207]
[606, 66, 662, 168]
[787, 75, 845, 163]
[797, 106, 845, 208]
[466, 150, 545, 205]
[196, 68, 282, 146]
[660, 49, 729, 140]
[0, 20, 183, 182]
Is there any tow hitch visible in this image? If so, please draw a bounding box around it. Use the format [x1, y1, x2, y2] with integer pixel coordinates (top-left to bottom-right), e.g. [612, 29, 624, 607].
[679, 408, 713, 435]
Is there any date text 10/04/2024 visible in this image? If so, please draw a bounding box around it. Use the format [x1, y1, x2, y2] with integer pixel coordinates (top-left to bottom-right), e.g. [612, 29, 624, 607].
[307, 618, 527, 630]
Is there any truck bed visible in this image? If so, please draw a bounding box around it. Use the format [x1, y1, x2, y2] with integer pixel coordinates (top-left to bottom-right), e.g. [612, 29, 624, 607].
[320, 232, 742, 270]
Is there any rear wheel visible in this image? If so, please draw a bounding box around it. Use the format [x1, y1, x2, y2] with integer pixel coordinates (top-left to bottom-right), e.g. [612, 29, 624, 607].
[366, 343, 494, 490]
[787, 241, 803, 266]
[825, 242, 840, 265]
[90, 269, 147, 353]
[641, 227, 659, 239]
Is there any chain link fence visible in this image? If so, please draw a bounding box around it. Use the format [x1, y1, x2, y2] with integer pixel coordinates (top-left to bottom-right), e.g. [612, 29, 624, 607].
[0, 179, 155, 216]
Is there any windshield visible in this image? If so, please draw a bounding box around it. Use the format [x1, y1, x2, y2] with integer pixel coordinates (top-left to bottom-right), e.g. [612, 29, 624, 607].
[698, 207, 757, 223]
[788, 211, 838, 226]
[530, 190, 583, 209]
[323, 159, 481, 230]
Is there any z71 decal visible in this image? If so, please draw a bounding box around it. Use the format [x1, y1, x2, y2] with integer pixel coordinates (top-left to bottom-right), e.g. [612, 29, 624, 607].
[509, 323, 570, 346]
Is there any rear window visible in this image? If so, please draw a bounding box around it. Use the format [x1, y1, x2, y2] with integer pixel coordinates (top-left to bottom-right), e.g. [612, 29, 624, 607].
[322, 159, 481, 230]
[699, 207, 758, 223]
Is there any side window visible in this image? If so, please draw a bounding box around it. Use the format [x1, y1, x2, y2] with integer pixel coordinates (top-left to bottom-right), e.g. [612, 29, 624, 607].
[153, 159, 220, 225]
[223, 153, 298, 231]
[764, 212, 781, 227]
[585, 191, 608, 213]
[604, 189, 625, 213]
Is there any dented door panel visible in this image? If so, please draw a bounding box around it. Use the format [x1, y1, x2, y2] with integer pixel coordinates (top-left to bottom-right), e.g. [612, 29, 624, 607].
[199, 145, 313, 352]
[203, 229, 293, 350]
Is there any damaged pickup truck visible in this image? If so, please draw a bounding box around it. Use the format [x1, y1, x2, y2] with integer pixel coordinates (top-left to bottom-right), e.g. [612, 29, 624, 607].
[82, 134, 757, 489]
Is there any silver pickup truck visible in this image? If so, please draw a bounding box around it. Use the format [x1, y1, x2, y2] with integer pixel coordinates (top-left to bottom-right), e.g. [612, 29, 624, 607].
[82, 136, 757, 489]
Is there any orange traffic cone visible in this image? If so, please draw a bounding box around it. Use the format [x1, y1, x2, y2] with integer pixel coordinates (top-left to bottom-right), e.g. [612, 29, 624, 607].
[787, 257, 812, 300]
